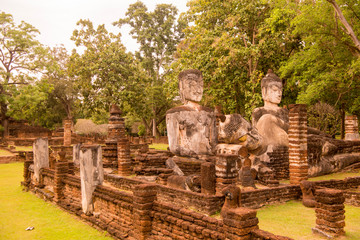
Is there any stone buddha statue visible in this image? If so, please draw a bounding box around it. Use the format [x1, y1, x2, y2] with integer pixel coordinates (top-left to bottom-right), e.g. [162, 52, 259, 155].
[166, 69, 217, 157]
[252, 69, 289, 152]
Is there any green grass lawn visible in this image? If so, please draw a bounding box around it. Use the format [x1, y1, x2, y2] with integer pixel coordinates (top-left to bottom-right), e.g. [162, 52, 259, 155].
[257, 200, 360, 240]
[280, 170, 360, 184]
[149, 143, 169, 151]
[0, 149, 15, 156]
[14, 146, 33, 152]
[0, 162, 112, 240]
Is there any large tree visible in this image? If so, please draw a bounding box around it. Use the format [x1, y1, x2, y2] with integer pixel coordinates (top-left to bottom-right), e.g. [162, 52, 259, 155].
[43, 46, 78, 119]
[114, 1, 186, 136]
[0, 12, 45, 136]
[171, 0, 300, 118]
[70, 19, 146, 124]
[280, 0, 360, 138]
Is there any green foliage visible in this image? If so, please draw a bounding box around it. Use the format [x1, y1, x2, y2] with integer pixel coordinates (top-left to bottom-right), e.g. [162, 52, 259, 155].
[280, 0, 360, 116]
[114, 1, 185, 135]
[70, 19, 144, 122]
[308, 102, 341, 136]
[172, 0, 299, 117]
[138, 124, 146, 136]
[0, 12, 46, 133]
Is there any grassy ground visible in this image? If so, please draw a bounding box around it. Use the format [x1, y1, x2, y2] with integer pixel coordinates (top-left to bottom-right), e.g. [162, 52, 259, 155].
[0, 149, 15, 156]
[257, 200, 360, 240]
[0, 162, 112, 240]
[149, 143, 169, 151]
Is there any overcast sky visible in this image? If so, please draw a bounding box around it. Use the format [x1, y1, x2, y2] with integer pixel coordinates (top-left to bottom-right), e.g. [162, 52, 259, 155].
[1, 0, 189, 53]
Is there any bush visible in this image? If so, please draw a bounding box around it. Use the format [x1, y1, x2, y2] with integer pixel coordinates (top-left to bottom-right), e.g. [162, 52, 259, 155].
[138, 124, 146, 136]
[308, 102, 340, 137]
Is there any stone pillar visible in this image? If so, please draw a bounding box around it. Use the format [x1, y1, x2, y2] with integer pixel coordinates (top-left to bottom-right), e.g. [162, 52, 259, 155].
[80, 145, 103, 215]
[117, 138, 132, 176]
[215, 154, 238, 194]
[288, 104, 308, 184]
[201, 162, 216, 195]
[63, 119, 72, 146]
[103, 104, 126, 168]
[223, 208, 259, 240]
[133, 184, 156, 240]
[33, 138, 49, 183]
[73, 143, 82, 166]
[312, 188, 345, 238]
[54, 160, 69, 202]
[345, 115, 359, 141]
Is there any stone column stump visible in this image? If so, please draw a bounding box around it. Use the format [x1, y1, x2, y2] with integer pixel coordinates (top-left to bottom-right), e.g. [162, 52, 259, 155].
[117, 138, 132, 176]
[63, 119, 72, 146]
[54, 160, 69, 202]
[215, 154, 238, 194]
[312, 188, 345, 238]
[345, 115, 359, 141]
[223, 208, 259, 240]
[201, 162, 216, 195]
[288, 104, 308, 184]
[133, 184, 156, 240]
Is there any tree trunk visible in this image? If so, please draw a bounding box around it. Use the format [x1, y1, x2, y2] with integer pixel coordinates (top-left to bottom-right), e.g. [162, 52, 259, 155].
[1, 101, 9, 138]
[340, 107, 345, 139]
[152, 118, 158, 138]
[327, 0, 360, 54]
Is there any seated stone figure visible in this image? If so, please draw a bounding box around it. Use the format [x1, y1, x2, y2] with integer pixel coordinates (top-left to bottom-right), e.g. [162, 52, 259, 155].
[252, 69, 289, 160]
[166, 69, 217, 157]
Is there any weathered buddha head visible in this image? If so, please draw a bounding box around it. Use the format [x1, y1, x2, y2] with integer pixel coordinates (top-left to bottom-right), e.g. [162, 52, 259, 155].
[261, 69, 283, 107]
[178, 69, 203, 103]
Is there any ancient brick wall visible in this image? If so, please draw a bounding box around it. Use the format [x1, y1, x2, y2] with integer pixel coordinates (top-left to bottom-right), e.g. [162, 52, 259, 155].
[344, 190, 360, 207]
[242, 185, 302, 209]
[288, 104, 308, 184]
[105, 173, 224, 215]
[266, 146, 289, 180]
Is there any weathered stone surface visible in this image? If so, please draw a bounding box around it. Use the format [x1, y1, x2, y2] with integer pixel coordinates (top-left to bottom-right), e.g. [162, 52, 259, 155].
[239, 157, 257, 189]
[167, 174, 201, 192]
[73, 143, 82, 166]
[300, 180, 316, 208]
[221, 185, 241, 218]
[252, 70, 289, 150]
[80, 145, 104, 215]
[166, 157, 184, 176]
[166, 69, 217, 157]
[201, 162, 216, 195]
[345, 115, 360, 141]
[217, 114, 263, 153]
[63, 118, 72, 146]
[33, 137, 49, 182]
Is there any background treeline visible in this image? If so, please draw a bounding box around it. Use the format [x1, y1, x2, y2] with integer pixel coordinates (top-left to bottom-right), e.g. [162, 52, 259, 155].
[1, 0, 359, 138]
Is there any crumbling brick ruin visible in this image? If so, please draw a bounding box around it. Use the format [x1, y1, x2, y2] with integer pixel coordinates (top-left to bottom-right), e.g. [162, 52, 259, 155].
[18, 69, 360, 239]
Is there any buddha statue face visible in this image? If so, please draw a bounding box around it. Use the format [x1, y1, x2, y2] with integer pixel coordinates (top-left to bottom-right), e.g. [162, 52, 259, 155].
[261, 70, 283, 107]
[262, 82, 283, 105]
[179, 70, 203, 103]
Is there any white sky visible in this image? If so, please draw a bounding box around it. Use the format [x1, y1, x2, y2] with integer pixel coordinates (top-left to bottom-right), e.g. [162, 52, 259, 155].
[1, 0, 189, 53]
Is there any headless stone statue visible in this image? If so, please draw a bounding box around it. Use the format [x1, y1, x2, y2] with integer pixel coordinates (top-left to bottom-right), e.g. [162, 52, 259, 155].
[300, 180, 317, 208]
[166, 69, 217, 157]
[239, 157, 257, 189]
[220, 185, 241, 219]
